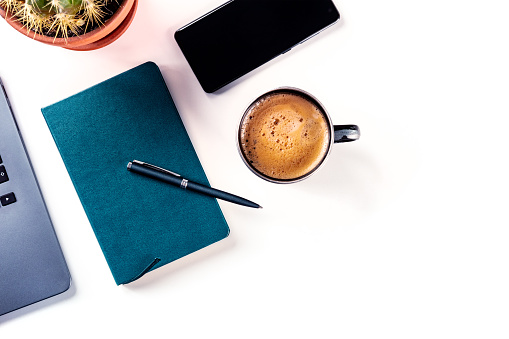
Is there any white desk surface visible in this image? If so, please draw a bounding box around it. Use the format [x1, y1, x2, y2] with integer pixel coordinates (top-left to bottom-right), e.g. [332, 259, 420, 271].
[1, 0, 508, 337]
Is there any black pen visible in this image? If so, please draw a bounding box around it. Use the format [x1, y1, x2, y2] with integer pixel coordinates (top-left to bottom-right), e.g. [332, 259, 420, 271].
[127, 160, 262, 209]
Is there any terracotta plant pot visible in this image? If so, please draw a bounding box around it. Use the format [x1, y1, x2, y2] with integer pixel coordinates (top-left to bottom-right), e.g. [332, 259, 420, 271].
[0, 0, 138, 51]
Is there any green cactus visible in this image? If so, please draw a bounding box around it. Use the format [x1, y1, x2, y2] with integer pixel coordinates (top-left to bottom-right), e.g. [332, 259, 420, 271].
[0, 0, 114, 39]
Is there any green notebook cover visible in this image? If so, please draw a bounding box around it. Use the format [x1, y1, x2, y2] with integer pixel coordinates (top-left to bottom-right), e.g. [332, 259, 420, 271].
[41, 62, 230, 285]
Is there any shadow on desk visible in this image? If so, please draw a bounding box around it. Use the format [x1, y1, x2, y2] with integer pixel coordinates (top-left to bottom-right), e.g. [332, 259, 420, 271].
[124, 229, 236, 289]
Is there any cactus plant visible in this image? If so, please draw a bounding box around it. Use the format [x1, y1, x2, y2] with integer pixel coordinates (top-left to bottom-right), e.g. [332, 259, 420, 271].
[0, 0, 118, 40]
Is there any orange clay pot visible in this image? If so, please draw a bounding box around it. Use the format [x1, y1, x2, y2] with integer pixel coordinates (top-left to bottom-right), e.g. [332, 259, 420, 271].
[0, 0, 137, 51]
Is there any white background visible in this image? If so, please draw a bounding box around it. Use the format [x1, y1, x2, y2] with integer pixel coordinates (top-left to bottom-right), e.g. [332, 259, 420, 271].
[1, 0, 509, 337]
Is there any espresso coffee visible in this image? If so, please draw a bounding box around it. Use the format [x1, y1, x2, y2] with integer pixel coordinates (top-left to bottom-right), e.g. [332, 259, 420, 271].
[239, 91, 330, 180]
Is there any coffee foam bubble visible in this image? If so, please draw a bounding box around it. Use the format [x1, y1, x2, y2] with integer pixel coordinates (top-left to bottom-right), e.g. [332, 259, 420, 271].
[240, 92, 330, 180]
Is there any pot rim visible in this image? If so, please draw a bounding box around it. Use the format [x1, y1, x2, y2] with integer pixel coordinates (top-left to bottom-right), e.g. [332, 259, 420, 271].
[0, 0, 136, 48]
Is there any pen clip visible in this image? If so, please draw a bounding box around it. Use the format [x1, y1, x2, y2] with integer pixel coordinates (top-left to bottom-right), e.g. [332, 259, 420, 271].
[132, 160, 181, 177]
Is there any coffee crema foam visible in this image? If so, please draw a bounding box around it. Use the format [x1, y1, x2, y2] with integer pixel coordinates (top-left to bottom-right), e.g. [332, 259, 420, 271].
[240, 92, 330, 180]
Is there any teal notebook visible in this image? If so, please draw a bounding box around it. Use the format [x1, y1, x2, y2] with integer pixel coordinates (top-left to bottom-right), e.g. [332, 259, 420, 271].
[42, 62, 230, 285]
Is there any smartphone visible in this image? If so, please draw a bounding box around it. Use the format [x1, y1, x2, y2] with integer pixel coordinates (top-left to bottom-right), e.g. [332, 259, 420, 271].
[174, 0, 340, 93]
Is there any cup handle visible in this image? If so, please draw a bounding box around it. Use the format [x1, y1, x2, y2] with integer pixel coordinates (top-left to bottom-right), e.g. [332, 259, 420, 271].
[334, 125, 360, 143]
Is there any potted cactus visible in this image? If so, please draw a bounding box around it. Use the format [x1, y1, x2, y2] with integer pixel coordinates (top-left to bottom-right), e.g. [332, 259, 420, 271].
[0, 0, 137, 50]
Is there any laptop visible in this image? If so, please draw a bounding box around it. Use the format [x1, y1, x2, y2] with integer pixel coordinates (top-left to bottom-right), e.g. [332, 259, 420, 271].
[0, 78, 70, 316]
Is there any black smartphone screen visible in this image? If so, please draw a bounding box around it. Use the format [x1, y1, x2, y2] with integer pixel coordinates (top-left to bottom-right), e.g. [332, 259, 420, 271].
[174, 0, 340, 93]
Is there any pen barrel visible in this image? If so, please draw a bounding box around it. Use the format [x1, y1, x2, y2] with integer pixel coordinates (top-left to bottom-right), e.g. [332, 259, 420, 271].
[128, 161, 183, 186]
[185, 181, 260, 208]
[128, 161, 260, 208]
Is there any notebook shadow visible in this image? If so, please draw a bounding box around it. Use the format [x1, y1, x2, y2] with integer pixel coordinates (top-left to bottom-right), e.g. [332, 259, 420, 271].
[123, 230, 236, 289]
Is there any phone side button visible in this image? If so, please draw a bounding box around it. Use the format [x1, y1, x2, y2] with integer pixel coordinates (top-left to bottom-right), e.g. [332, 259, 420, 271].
[281, 48, 292, 54]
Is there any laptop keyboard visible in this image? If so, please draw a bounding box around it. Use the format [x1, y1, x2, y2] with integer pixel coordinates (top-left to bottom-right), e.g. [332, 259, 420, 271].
[0, 162, 8, 183]
[0, 78, 70, 316]
[0, 156, 17, 206]
[0, 84, 18, 208]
